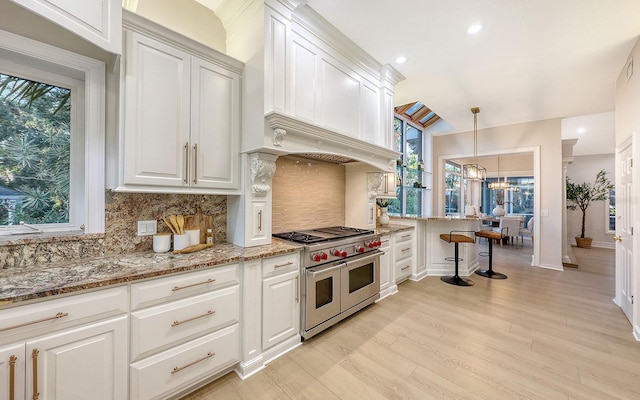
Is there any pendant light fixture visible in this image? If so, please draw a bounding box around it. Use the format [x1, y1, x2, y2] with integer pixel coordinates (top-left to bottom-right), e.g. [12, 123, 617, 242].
[462, 107, 486, 181]
[488, 156, 511, 189]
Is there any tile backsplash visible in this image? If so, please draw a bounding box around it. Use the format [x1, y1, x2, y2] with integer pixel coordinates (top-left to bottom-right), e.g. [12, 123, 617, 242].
[272, 155, 345, 233]
[1, 191, 226, 269]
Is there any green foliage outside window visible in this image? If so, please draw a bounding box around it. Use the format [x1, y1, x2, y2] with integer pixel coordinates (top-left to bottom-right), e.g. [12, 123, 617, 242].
[0, 73, 71, 225]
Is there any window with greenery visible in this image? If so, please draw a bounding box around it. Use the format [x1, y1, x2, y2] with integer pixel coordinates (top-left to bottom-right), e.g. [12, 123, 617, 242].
[607, 189, 615, 233]
[445, 161, 461, 215]
[482, 177, 534, 225]
[0, 29, 107, 236]
[389, 116, 428, 216]
[0, 73, 71, 227]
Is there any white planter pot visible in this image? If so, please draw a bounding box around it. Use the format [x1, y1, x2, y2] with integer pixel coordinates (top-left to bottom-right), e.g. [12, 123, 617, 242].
[492, 205, 506, 217]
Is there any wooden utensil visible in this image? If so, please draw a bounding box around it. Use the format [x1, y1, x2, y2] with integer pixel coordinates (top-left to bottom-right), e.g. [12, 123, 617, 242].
[173, 243, 214, 254]
[176, 215, 184, 235]
[163, 216, 177, 235]
[169, 215, 180, 235]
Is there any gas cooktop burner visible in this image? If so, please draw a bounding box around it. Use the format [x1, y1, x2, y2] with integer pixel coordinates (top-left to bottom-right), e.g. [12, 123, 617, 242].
[272, 226, 374, 245]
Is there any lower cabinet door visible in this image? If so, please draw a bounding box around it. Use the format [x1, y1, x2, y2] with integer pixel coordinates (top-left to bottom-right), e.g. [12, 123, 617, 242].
[0, 343, 25, 400]
[130, 324, 240, 400]
[25, 315, 128, 400]
[262, 270, 300, 350]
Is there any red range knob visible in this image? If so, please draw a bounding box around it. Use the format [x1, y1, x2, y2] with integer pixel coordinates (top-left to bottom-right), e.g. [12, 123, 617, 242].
[321, 252, 328, 260]
[376, 240, 382, 246]
[313, 254, 321, 262]
[357, 246, 365, 253]
[341, 251, 348, 258]
[333, 249, 341, 256]
[368, 242, 375, 248]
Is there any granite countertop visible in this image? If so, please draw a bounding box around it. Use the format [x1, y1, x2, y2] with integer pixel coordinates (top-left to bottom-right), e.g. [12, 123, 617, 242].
[0, 239, 301, 307]
[390, 215, 482, 222]
[375, 224, 414, 235]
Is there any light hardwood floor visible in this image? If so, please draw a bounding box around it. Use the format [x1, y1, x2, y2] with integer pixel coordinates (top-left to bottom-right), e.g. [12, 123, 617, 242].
[182, 243, 640, 400]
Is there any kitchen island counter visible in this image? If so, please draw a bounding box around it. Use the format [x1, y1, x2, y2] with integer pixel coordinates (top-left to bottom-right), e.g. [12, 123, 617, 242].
[0, 239, 301, 306]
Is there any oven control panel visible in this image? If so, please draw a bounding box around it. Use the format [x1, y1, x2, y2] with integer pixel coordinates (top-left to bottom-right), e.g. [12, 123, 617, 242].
[306, 236, 381, 267]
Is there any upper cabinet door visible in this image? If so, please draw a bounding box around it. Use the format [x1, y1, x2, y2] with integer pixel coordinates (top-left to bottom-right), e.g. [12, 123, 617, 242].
[190, 58, 241, 190]
[123, 31, 191, 187]
[9, 0, 122, 53]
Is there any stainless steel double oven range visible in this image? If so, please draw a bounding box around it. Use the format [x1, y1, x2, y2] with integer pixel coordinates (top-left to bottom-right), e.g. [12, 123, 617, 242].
[273, 226, 382, 340]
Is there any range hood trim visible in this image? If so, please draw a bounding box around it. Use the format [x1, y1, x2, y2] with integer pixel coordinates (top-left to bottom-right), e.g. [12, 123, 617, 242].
[261, 111, 399, 172]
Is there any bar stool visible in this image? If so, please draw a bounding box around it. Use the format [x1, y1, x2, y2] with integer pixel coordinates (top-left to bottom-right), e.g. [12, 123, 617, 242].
[474, 230, 508, 279]
[439, 231, 475, 286]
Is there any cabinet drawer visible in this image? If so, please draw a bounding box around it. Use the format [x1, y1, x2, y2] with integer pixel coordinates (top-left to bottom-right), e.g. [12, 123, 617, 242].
[395, 241, 413, 262]
[395, 231, 414, 244]
[0, 286, 128, 344]
[131, 263, 239, 310]
[131, 285, 239, 361]
[262, 252, 299, 278]
[395, 259, 413, 282]
[130, 324, 240, 400]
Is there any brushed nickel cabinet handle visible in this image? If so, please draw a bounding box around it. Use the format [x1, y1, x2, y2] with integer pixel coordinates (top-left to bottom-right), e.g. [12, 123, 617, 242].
[171, 278, 215, 292]
[193, 143, 198, 184]
[9, 355, 16, 400]
[32, 349, 39, 400]
[401, 265, 411, 271]
[0, 312, 69, 333]
[402, 247, 411, 252]
[184, 142, 189, 184]
[171, 310, 214, 327]
[171, 352, 215, 374]
[274, 261, 293, 268]
[258, 210, 263, 231]
[401, 234, 411, 239]
[295, 275, 299, 303]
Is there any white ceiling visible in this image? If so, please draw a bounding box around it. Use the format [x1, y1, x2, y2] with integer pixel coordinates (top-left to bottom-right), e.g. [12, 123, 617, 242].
[305, 0, 640, 152]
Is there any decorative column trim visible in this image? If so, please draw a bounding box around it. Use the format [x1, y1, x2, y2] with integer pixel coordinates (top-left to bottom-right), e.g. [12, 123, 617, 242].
[249, 153, 278, 197]
[273, 128, 286, 147]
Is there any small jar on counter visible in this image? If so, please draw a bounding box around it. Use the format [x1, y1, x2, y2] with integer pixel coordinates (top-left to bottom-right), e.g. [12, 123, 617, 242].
[206, 228, 214, 244]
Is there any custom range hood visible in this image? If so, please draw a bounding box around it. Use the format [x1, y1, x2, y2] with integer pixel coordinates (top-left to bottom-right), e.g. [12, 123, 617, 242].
[261, 111, 400, 171]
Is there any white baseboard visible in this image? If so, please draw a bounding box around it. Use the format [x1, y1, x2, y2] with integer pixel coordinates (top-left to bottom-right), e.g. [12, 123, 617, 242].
[538, 263, 564, 271]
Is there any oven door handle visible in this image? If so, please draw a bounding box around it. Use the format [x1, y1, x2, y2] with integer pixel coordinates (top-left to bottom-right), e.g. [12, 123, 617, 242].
[307, 262, 347, 278]
[344, 250, 383, 267]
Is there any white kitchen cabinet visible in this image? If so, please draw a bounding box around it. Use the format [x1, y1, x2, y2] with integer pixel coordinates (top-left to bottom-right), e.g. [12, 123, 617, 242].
[395, 230, 415, 283]
[0, 287, 128, 400]
[9, 0, 122, 53]
[129, 263, 241, 400]
[374, 172, 397, 198]
[262, 253, 300, 350]
[116, 11, 243, 195]
[378, 234, 397, 300]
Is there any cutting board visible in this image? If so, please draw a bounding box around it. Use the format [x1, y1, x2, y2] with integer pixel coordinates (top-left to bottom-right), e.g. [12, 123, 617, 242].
[184, 206, 214, 245]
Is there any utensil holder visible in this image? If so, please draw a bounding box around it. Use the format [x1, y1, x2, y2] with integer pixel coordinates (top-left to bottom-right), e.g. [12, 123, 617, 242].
[153, 233, 171, 253]
[173, 234, 190, 251]
[185, 229, 200, 246]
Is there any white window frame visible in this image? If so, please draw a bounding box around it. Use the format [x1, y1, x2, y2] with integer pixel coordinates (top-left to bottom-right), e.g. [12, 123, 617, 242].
[606, 188, 615, 234]
[0, 29, 105, 235]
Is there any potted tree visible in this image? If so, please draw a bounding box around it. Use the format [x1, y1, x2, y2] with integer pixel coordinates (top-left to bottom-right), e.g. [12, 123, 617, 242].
[566, 169, 614, 248]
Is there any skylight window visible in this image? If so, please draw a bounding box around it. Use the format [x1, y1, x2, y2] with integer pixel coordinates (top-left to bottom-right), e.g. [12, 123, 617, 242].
[405, 101, 423, 116]
[419, 111, 435, 124]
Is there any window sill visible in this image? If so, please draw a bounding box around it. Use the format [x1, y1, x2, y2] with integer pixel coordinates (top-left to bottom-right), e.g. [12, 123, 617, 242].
[0, 231, 103, 247]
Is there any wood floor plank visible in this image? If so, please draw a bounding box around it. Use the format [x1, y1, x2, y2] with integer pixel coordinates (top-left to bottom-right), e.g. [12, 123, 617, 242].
[180, 246, 640, 400]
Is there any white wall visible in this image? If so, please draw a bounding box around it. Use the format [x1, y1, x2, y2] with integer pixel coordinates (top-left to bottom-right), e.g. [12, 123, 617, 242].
[615, 37, 640, 340]
[433, 118, 563, 270]
[566, 154, 615, 248]
[129, 0, 226, 52]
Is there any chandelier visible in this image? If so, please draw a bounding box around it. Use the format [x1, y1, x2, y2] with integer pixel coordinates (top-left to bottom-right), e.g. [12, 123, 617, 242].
[462, 107, 486, 181]
[488, 156, 511, 189]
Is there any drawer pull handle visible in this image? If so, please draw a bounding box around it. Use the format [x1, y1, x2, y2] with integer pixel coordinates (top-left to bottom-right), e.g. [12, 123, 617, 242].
[401, 265, 411, 271]
[9, 355, 16, 400]
[274, 261, 294, 268]
[184, 142, 189, 184]
[295, 275, 299, 303]
[193, 143, 198, 184]
[402, 234, 411, 238]
[172, 278, 215, 292]
[171, 310, 215, 327]
[258, 210, 263, 231]
[32, 349, 39, 400]
[171, 352, 215, 374]
[402, 248, 411, 251]
[0, 312, 68, 333]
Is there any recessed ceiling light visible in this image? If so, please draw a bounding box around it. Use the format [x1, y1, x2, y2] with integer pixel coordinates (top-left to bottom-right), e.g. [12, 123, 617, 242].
[577, 127, 586, 134]
[396, 56, 407, 64]
[467, 23, 483, 35]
